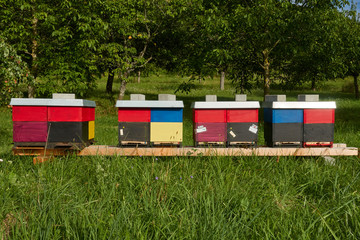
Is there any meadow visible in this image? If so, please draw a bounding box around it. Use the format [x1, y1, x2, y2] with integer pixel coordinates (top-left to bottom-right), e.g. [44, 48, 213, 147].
[0, 74, 359, 239]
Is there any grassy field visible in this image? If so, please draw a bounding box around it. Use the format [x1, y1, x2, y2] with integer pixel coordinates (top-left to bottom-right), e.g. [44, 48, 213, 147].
[0, 74, 360, 239]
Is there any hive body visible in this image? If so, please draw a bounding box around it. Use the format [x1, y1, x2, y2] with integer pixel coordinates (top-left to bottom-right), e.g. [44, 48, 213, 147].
[116, 95, 184, 146]
[192, 95, 260, 147]
[11, 96, 96, 149]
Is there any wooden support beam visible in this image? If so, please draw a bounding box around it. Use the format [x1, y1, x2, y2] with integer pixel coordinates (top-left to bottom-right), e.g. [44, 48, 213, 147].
[78, 144, 358, 157]
[12, 144, 358, 157]
[12, 147, 78, 156]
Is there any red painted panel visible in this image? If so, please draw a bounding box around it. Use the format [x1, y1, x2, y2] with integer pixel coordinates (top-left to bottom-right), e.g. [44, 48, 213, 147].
[303, 142, 333, 148]
[82, 107, 95, 121]
[193, 109, 226, 123]
[13, 121, 48, 142]
[304, 109, 335, 124]
[12, 106, 47, 122]
[194, 123, 227, 142]
[48, 107, 83, 122]
[227, 109, 258, 123]
[118, 108, 151, 122]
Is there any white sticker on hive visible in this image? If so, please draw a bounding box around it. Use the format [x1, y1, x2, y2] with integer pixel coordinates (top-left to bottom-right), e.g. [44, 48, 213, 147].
[120, 129, 124, 136]
[249, 124, 258, 134]
[196, 126, 207, 133]
[229, 131, 236, 138]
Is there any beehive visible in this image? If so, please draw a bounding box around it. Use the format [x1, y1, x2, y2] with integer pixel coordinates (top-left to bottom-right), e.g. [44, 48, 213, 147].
[299, 95, 336, 147]
[192, 95, 260, 146]
[262, 95, 336, 147]
[11, 94, 95, 148]
[116, 94, 183, 146]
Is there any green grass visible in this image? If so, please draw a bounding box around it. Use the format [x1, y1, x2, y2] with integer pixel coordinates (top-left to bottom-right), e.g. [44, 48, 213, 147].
[0, 74, 360, 239]
[0, 155, 360, 239]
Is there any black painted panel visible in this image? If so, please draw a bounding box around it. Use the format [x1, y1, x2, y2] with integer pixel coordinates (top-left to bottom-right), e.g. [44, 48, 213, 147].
[227, 122, 258, 142]
[304, 123, 334, 142]
[48, 122, 86, 143]
[264, 122, 303, 146]
[118, 122, 150, 142]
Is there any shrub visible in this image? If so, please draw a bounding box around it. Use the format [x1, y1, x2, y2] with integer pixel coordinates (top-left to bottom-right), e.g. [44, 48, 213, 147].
[0, 38, 31, 105]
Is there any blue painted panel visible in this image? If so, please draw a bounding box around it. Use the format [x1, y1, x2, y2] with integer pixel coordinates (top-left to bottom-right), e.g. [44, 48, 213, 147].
[263, 108, 273, 123]
[151, 109, 183, 122]
[272, 109, 303, 123]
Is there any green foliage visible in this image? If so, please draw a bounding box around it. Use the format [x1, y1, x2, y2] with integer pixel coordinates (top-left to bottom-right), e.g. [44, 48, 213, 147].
[0, 0, 357, 99]
[175, 78, 197, 94]
[0, 0, 100, 97]
[96, 2, 162, 71]
[0, 38, 31, 105]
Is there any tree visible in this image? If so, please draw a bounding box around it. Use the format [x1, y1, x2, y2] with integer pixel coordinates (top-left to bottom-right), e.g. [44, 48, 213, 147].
[0, 0, 101, 97]
[339, 4, 360, 99]
[0, 0, 48, 97]
[95, 0, 170, 99]
[0, 38, 31, 105]
[230, 0, 349, 98]
[231, 1, 293, 98]
[282, 7, 347, 91]
[200, 1, 238, 90]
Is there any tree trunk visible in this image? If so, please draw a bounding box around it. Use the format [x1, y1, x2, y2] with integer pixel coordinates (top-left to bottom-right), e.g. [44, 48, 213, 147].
[118, 71, 129, 100]
[262, 50, 271, 99]
[106, 68, 114, 94]
[220, 71, 225, 90]
[354, 73, 359, 99]
[240, 72, 245, 94]
[27, 85, 35, 98]
[29, 13, 38, 98]
[118, 80, 127, 100]
[311, 78, 316, 91]
[137, 71, 141, 83]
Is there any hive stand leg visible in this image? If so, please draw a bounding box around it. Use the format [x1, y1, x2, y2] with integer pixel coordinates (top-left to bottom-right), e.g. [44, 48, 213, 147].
[33, 156, 54, 164]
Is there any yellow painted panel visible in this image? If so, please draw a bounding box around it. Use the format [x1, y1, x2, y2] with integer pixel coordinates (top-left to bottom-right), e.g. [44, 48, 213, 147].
[150, 122, 183, 142]
[88, 121, 95, 140]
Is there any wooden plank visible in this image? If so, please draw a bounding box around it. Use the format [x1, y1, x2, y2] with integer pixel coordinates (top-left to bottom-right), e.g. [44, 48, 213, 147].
[12, 147, 76, 156]
[151, 141, 182, 146]
[228, 141, 256, 145]
[303, 141, 333, 147]
[121, 141, 148, 145]
[196, 142, 226, 147]
[78, 144, 358, 157]
[333, 143, 347, 148]
[12, 144, 358, 157]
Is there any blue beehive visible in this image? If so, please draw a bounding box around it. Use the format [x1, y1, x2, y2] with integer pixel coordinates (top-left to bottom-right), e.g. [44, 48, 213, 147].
[263, 95, 303, 147]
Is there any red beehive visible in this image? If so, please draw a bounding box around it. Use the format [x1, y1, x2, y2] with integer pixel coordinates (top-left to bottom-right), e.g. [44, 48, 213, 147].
[192, 95, 260, 146]
[298, 95, 336, 147]
[10, 94, 96, 149]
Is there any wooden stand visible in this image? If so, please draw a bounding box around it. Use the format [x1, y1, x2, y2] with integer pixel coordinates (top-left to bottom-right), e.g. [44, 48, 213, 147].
[78, 144, 358, 157]
[13, 144, 358, 160]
